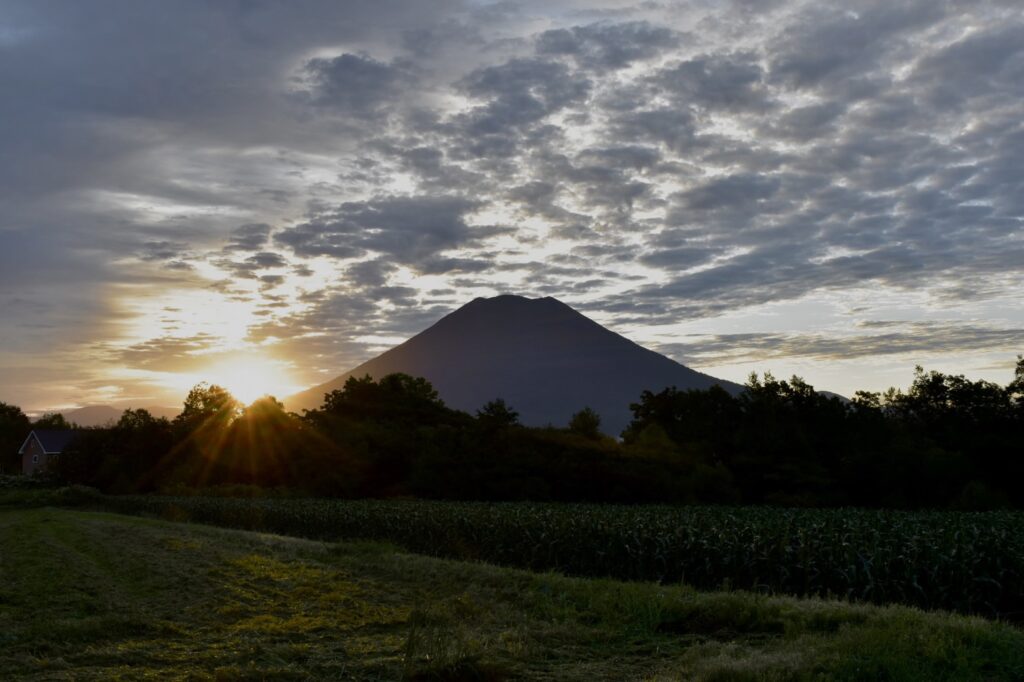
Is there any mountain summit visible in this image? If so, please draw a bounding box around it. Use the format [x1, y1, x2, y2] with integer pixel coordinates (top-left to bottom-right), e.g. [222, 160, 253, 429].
[285, 295, 741, 435]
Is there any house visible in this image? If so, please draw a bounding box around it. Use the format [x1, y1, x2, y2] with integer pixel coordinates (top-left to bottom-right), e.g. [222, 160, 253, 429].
[18, 430, 77, 476]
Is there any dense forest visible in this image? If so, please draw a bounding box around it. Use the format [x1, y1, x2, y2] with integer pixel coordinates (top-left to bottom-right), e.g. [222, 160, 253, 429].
[1, 356, 1022, 509]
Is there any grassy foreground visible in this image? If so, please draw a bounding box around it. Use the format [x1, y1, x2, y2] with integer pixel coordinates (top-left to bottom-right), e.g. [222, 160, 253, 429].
[1, 509, 1023, 680]
[97, 494, 1024, 619]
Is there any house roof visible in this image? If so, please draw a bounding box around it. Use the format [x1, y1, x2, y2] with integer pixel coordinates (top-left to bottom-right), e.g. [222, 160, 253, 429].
[19, 429, 77, 455]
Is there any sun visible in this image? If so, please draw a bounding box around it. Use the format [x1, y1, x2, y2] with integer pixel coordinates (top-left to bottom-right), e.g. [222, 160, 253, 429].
[203, 356, 299, 406]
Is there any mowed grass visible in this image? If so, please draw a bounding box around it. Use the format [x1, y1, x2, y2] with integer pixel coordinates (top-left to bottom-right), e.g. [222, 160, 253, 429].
[0, 509, 1022, 681]
[98, 495, 1024, 619]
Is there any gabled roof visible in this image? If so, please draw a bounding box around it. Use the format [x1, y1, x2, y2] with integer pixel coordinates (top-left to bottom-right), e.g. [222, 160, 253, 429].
[19, 429, 77, 455]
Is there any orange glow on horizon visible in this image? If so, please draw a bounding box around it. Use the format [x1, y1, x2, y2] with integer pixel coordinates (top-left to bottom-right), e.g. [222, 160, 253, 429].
[200, 356, 301, 405]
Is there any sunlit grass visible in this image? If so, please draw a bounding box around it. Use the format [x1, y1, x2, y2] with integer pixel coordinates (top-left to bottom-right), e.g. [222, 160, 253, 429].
[97, 494, 1024, 618]
[1, 508, 1022, 680]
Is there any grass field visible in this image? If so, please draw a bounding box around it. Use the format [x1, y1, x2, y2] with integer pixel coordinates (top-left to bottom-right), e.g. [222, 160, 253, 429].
[98, 494, 1024, 619]
[1, 508, 1023, 680]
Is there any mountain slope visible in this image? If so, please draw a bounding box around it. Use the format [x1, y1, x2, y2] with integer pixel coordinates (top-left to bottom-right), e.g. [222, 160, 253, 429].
[61, 405, 180, 426]
[285, 295, 742, 435]
[61, 405, 121, 426]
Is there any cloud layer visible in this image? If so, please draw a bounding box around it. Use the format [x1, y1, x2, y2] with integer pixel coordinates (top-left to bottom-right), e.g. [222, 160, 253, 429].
[1, 0, 1022, 409]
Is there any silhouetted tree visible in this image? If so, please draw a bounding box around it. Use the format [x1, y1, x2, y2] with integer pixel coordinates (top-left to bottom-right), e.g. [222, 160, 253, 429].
[0, 402, 31, 473]
[175, 383, 240, 430]
[33, 412, 71, 429]
[38, 356, 1024, 507]
[568, 407, 602, 439]
[477, 399, 520, 427]
[1010, 355, 1024, 417]
[321, 373, 446, 421]
[57, 408, 174, 492]
[158, 383, 244, 488]
[306, 374, 462, 496]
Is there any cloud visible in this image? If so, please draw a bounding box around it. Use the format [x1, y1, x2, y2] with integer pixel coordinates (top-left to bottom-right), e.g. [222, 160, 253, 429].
[654, 51, 772, 112]
[3, 0, 1024, 408]
[299, 53, 413, 118]
[345, 259, 397, 289]
[276, 195, 507, 270]
[767, 1, 947, 90]
[224, 223, 272, 251]
[214, 251, 290, 280]
[110, 334, 221, 372]
[661, 322, 1024, 365]
[638, 238, 724, 269]
[607, 107, 698, 153]
[139, 241, 193, 264]
[445, 57, 591, 159]
[759, 101, 846, 142]
[675, 173, 781, 212]
[536, 21, 680, 71]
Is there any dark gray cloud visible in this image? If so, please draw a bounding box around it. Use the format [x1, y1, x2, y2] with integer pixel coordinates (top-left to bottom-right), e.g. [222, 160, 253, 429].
[225, 224, 272, 252]
[759, 101, 846, 142]
[536, 21, 680, 71]
[576, 145, 661, 171]
[767, 1, 947, 90]
[661, 323, 1024, 365]
[109, 334, 221, 372]
[276, 195, 507, 270]
[460, 57, 591, 126]
[655, 51, 772, 113]
[639, 230, 725, 269]
[388, 144, 485, 191]
[912, 22, 1024, 108]
[441, 56, 591, 163]
[300, 53, 413, 118]
[345, 259, 398, 289]
[675, 173, 781, 212]
[213, 251, 290, 281]
[607, 108, 699, 153]
[139, 241, 193, 263]
[402, 19, 484, 58]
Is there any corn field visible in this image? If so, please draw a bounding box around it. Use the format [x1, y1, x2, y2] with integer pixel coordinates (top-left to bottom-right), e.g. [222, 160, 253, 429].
[100, 495, 1024, 620]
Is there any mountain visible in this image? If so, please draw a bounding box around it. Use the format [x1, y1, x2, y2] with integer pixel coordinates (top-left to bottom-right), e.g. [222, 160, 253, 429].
[285, 295, 742, 436]
[61, 405, 180, 427]
[61, 405, 120, 426]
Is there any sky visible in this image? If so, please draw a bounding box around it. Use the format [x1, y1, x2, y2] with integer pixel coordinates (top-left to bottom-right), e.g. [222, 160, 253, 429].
[1, 0, 1022, 412]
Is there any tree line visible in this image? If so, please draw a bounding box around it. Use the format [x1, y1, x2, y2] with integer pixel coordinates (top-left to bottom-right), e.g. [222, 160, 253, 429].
[1, 356, 1021, 508]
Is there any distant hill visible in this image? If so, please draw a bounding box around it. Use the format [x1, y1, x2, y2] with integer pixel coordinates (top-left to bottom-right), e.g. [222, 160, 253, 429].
[61, 405, 180, 427]
[285, 294, 742, 436]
